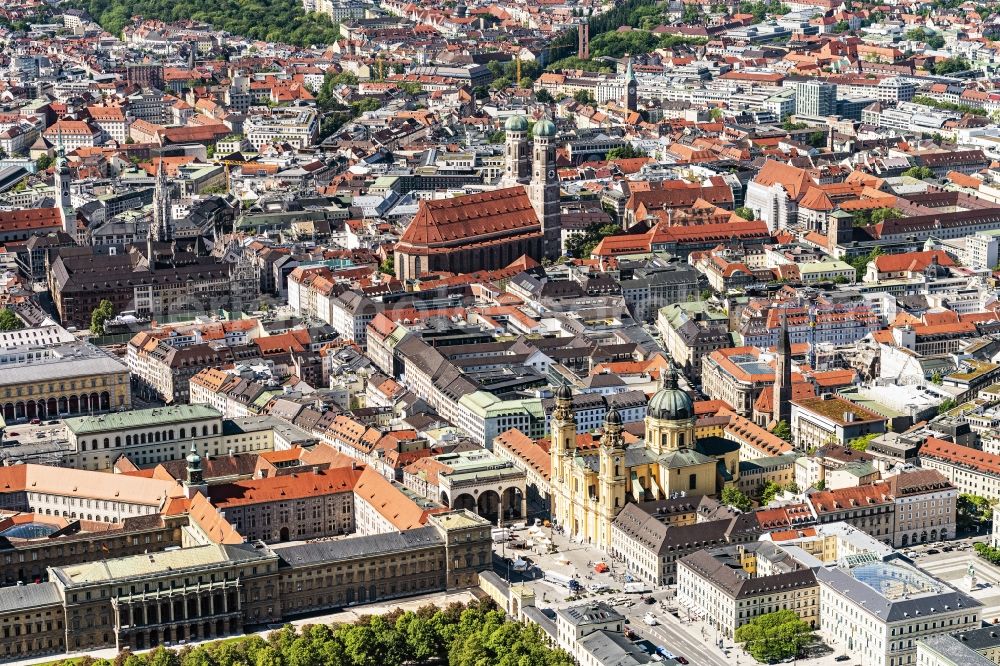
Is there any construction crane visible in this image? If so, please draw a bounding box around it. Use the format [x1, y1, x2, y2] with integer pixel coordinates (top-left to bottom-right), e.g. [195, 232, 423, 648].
[215, 158, 255, 194]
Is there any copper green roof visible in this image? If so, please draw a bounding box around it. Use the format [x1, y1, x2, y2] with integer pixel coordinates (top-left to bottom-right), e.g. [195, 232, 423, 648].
[65, 404, 221, 436]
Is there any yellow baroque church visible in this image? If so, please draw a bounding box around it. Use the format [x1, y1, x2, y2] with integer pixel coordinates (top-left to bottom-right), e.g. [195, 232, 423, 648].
[549, 368, 740, 548]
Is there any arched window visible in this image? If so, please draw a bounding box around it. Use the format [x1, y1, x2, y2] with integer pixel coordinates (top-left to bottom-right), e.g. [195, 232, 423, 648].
[180, 428, 186, 439]
[168, 430, 174, 440]
[213, 424, 218, 435]
[140, 433, 146, 444]
[115, 436, 121, 447]
[202, 426, 208, 437]
[103, 438, 109, 449]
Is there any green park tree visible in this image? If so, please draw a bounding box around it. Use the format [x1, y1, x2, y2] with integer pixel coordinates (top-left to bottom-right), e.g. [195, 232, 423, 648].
[606, 144, 647, 160]
[722, 486, 752, 512]
[958, 493, 994, 531]
[760, 480, 783, 504]
[90, 299, 115, 336]
[735, 610, 814, 663]
[0, 308, 23, 331]
[902, 166, 935, 180]
[848, 432, 878, 452]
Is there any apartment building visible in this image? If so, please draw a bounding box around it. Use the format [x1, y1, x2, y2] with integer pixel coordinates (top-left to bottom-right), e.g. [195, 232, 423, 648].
[64, 405, 279, 470]
[678, 543, 819, 641]
[919, 437, 1000, 502]
[244, 108, 319, 149]
[887, 469, 957, 548]
[790, 394, 887, 449]
[817, 558, 981, 666]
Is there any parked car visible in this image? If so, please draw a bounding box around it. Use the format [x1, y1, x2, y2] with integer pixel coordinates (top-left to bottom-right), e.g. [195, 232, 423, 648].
[926, 549, 940, 555]
[643, 613, 658, 626]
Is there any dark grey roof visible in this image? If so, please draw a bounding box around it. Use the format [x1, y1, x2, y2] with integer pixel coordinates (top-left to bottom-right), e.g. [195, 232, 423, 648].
[606, 391, 649, 409]
[658, 448, 715, 470]
[558, 601, 625, 626]
[918, 635, 995, 666]
[522, 606, 558, 641]
[578, 630, 654, 666]
[941, 626, 1000, 652]
[0, 582, 62, 613]
[542, 392, 606, 413]
[679, 549, 816, 600]
[612, 503, 750, 556]
[276, 526, 443, 567]
[814, 561, 982, 623]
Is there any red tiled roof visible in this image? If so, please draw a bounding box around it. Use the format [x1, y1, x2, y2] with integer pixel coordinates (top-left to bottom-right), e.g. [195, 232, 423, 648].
[921, 436, 1000, 476]
[188, 492, 244, 544]
[809, 484, 893, 514]
[0, 208, 62, 233]
[398, 187, 539, 250]
[208, 467, 364, 508]
[494, 428, 551, 481]
[753, 160, 813, 200]
[873, 250, 954, 273]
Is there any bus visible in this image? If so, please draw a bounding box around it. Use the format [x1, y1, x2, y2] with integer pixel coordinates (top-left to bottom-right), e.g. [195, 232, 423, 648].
[543, 570, 581, 591]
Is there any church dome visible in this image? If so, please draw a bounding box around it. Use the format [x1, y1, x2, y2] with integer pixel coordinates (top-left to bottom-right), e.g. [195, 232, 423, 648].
[186, 444, 202, 466]
[605, 407, 622, 426]
[505, 115, 528, 132]
[648, 367, 693, 420]
[533, 119, 556, 137]
[556, 384, 573, 401]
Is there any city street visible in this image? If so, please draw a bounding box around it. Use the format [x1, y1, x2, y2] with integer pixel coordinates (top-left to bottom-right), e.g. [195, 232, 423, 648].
[492, 524, 860, 666]
[912, 545, 1000, 623]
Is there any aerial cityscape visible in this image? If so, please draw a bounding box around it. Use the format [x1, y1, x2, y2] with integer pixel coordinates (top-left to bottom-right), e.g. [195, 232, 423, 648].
[7, 0, 1000, 665]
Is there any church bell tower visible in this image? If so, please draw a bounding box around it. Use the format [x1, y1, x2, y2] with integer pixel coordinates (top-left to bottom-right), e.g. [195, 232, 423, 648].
[598, 408, 627, 545]
[528, 119, 561, 259]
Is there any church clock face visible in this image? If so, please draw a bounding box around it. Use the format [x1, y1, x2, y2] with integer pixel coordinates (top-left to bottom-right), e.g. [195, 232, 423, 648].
[548, 169, 556, 179]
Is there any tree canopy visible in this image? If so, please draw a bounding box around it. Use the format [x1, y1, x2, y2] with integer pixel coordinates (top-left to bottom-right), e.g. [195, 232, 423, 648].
[912, 94, 987, 117]
[848, 246, 883, 280]
[722, 486, 752, 512]
[566, 222, 623, 259]
[933, 57, 971, 75]
[959, 493, 994, 532]
[90, 299, 115, 336]
[850, 206, 902, 228]
[735, 610, 813, 663]
[69, 0, 341, 46]
[0, 308, 22, 332]
[760, 481, 782, 505]
[67, 601, 573, 666]
[902, 166, 935, 180]
[848, 432, 878, 452]
[738, 0, 791, 21]
[606, 144, 647, 160]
